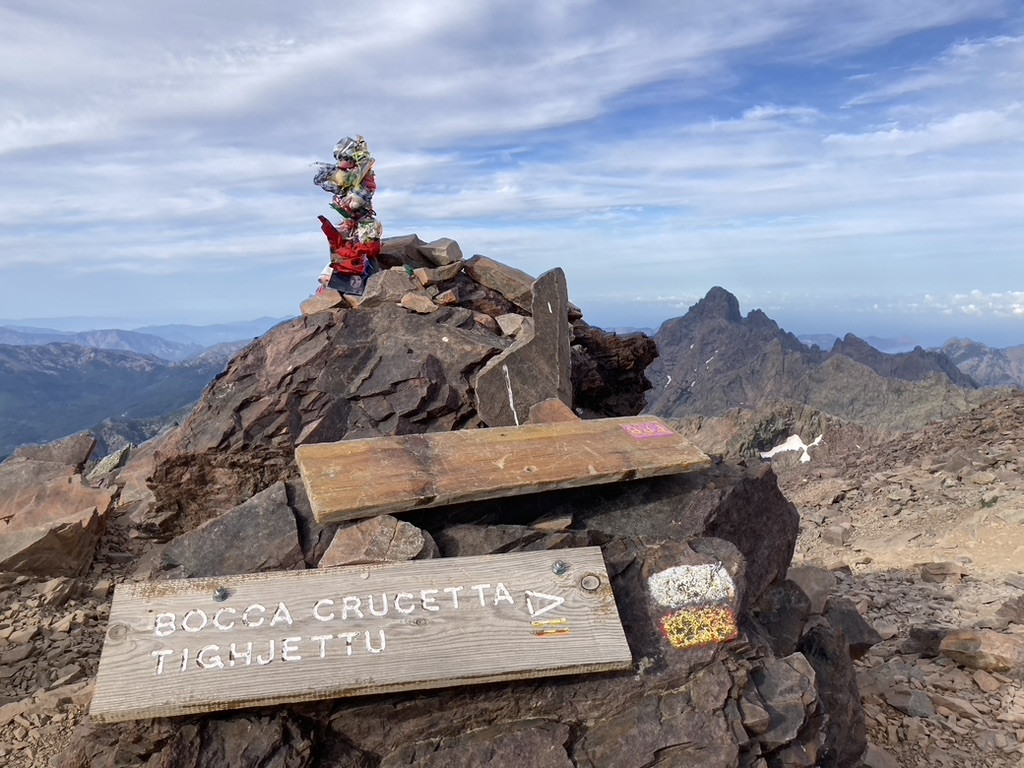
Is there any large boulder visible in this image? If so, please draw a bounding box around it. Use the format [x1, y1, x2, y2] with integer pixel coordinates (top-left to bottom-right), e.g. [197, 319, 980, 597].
[0, 432, 115, 576]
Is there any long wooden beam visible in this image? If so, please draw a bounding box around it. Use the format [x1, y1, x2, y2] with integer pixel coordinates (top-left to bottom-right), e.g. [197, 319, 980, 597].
[296, 415, 711, 525]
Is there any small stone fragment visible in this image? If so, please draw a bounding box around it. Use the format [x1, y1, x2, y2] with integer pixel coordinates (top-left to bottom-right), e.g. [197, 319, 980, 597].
[972, 669, 1001, 693]
[399, 292, 438, 314]
[920, 561, 967, 584]
[822, 522, 852, 547]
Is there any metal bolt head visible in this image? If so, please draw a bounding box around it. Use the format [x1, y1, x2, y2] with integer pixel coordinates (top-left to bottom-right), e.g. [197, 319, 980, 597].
[213, 587, 230, 602]
[552, 560, 570, 576]
[581, 574, 601, 591]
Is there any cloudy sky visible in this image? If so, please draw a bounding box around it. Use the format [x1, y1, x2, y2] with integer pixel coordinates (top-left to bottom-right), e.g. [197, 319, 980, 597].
[1, 1, 1023, 346]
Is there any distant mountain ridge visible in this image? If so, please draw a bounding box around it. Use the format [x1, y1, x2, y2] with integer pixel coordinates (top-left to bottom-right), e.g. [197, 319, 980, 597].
[0, 316, 288, 361]
[0, 342, 237, 460]
[938, 338, 1024, 389]
[0, 316, 287, 459]
[0, 327, 202, 362]
[645, 287, 991, 438]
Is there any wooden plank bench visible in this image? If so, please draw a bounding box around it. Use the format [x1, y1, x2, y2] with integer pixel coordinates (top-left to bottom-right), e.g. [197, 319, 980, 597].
[296, 414, 711, 525]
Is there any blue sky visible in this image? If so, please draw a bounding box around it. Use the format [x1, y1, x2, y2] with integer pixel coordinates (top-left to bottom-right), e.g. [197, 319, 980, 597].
[1, 1, 1023, 346]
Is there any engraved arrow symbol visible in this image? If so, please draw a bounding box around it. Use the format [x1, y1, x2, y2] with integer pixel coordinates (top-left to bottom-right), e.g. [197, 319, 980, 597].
[525, 590, 565, 617]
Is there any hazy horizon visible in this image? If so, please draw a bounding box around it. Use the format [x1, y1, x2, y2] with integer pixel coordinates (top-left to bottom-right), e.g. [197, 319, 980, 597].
[4, 288, 1021, 350]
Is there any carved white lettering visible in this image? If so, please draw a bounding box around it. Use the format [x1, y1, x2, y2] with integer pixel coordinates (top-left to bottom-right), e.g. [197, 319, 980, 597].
[525, 590, 565, 617]
[152, 648, 173, 675]
[367, 593, 389, 617]
[281, 637, 302, 661]
[313, 599, 335, 621]
[341, 596, 363, 620]
[242, 604, 266, 628]
[339, 631, 358, 656]
[154, 612, 176, 637]
[394, 593, 415, 614]
[443, 585, 463, 609]
[270, 602, 293, 627]
[493, 582, 514, 606]
[256, 640, 274, 665]
[365, 629, 386, 654]
[182, 609, 209, 633]
[310, 634, 333, 658]
[214, 607, 237, 630]
[470, 584, 490, 607]
[420, 589, 440, 611]
[198, 645, 223, 670]
[229, 642, 252, 667]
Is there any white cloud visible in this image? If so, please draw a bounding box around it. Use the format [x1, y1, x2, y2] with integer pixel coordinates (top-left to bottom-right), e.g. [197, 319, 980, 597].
[1, 2, 1023, 341]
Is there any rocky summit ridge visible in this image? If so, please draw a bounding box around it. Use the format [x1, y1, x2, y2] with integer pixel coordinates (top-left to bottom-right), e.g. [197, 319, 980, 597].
[0, 245, 1022, 768]
[645, 287, 1003, 454]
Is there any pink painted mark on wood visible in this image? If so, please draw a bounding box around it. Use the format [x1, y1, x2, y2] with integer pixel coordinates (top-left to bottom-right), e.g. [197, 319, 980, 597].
[621, 422, 676, 440]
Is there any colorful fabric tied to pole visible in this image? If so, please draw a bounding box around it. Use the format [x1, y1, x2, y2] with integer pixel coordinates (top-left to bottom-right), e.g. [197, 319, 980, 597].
[313, 135, 382, 293]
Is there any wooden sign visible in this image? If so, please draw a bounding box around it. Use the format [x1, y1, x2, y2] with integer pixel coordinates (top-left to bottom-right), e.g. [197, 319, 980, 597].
[296, 415, 710, 524]
[90, 547, 632, 723]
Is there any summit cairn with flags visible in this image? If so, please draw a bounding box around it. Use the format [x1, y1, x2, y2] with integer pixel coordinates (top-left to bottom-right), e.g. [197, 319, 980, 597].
[312, 135, 383, 297]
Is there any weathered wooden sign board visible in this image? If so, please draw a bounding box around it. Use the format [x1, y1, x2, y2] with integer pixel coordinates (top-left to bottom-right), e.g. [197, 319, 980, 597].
[296, 415, 711, 524]
[90, 547, 632, 723]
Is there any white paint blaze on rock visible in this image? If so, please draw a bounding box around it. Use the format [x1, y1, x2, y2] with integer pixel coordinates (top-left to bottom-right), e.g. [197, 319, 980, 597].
[647, 563, 736, 608]
[760, 434, 823, 463]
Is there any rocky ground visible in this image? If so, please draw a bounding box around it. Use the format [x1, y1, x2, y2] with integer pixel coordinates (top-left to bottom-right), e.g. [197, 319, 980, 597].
[0, 506, 144, 767]
[2, 376, 1023, 764]
[772, 390, 1024, 767]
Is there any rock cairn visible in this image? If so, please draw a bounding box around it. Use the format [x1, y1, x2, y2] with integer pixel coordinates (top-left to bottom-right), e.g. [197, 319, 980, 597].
[312, 136, 383, 295]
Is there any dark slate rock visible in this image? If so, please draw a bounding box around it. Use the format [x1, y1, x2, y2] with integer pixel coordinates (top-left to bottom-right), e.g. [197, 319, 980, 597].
[901, 626, 946, 657]
[570, 321, 657, 419]
[55, 711, 318, 768]
[149, 481, 303, 579]
[752, 579, 811, 656]
[997, 594, 1024, 624]
[380, 719, 572, 768]
[432, 524, 589, 558]
[749, 654, 816, 751]
[143, 306, 505, 537]
[824, 596, 883, 660]
[573, 695, 734, 768]
[473, 268, 572, 427]
[285, 478, 335, 567]
[883, 687, 936, 718]
[798, 621, 867, 768]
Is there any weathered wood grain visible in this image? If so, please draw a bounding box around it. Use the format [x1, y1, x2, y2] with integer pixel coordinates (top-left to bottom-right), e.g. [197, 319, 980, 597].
[90, 547, 632, 723]
[296, 415, 711, 524]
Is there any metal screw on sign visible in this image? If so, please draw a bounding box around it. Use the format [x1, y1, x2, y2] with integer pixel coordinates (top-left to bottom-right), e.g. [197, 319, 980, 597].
[552, 560, 570, 576]
[580, 574, 601, 592]
[213, 587, 230, 602]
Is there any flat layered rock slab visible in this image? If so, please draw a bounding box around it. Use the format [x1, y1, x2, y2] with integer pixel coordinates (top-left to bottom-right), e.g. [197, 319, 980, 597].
[296, 416, 712, 524]
[90, 547, 630, 723]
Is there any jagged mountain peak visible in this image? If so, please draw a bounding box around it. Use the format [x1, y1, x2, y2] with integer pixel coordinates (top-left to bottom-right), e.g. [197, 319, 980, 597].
[690, 286, 743, 323]
[647, 288, 987, 432]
